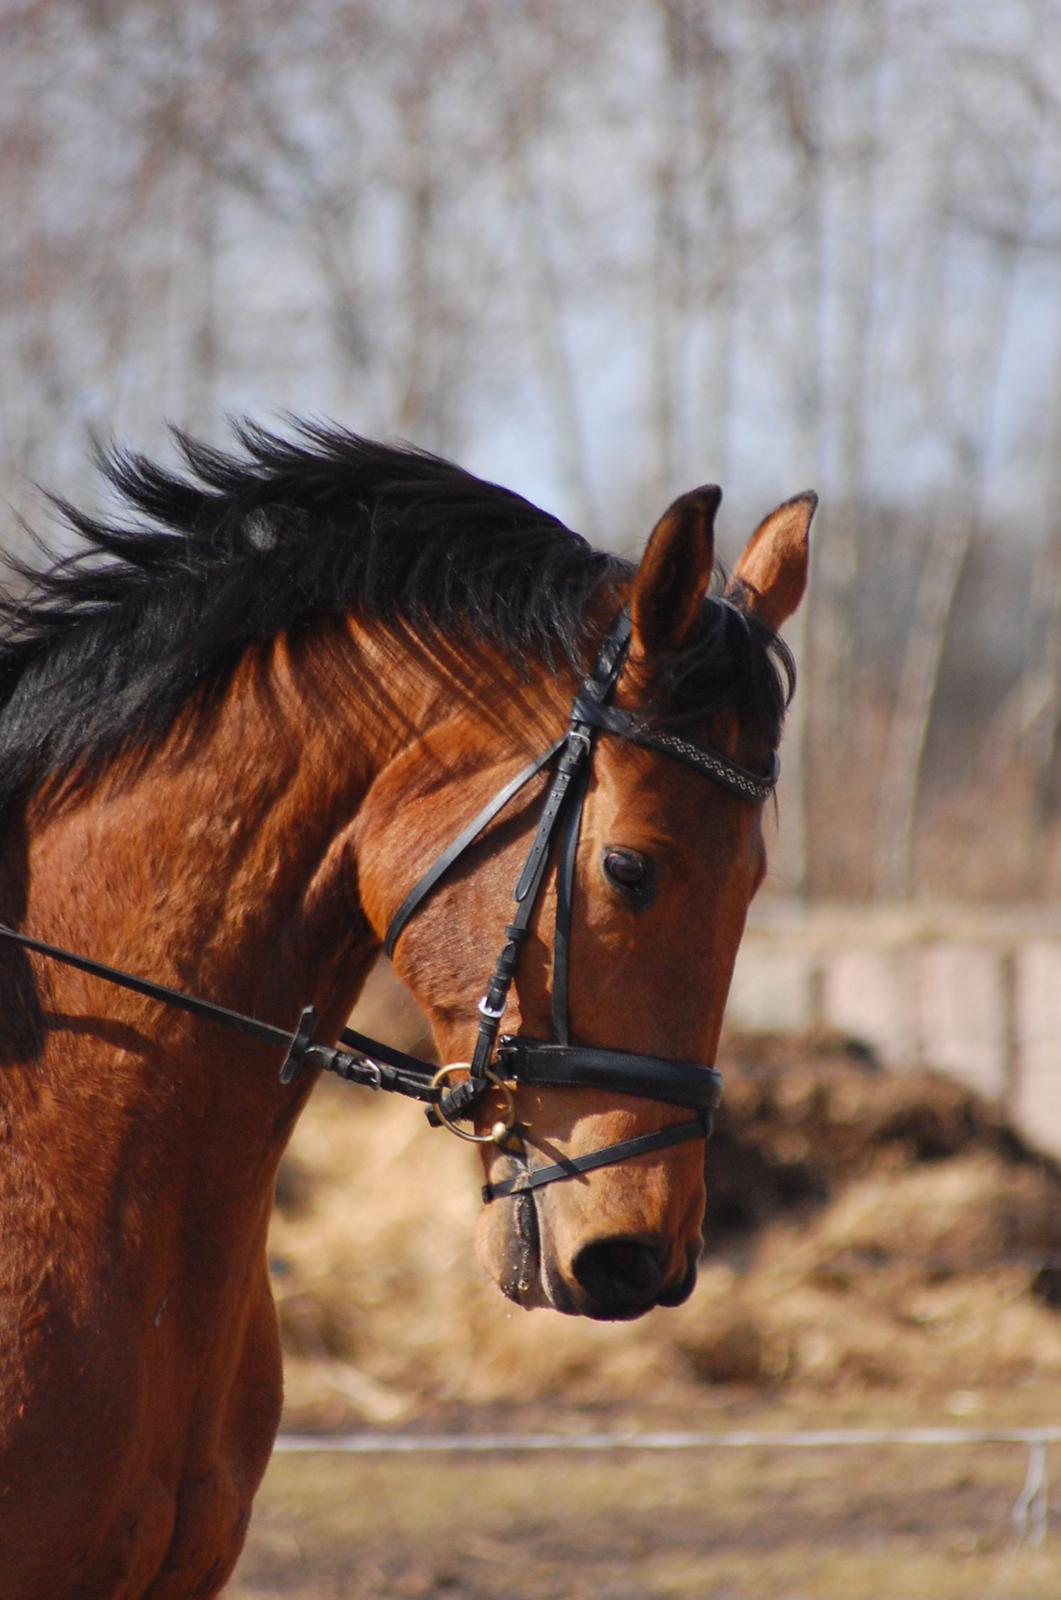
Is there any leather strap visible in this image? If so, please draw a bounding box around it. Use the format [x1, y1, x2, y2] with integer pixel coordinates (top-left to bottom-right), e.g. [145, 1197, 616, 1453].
[550, 757, 588, 1045]
[383, 738, 563, 959]
[512, 730, 589, 903]
[457, 611, 634, 1085]
[0, 921, 442, 1094]
[483, 1112, 709, 1201]
[496, 1037, 723, 1113]
[546, 612, 632, 1046]
[0, 921, 304, 1053]
[464, 728, 593, 1080]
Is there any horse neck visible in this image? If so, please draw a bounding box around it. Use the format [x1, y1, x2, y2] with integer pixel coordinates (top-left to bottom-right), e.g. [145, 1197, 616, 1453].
[4, 624, 460, 1196]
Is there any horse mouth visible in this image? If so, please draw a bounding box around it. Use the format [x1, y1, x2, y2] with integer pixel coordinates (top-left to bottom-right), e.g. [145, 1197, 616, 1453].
[482, 1161, 701, 1318]
[495, 1203, 699, 1319]
[493, 1188, 551, 1310]
[483, 1185, 576, 1314]
[655, 1249, 699, 1308]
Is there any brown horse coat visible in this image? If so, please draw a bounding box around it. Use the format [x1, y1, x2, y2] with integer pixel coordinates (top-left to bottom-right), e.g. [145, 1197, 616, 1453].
[0, 426, 811, 1597]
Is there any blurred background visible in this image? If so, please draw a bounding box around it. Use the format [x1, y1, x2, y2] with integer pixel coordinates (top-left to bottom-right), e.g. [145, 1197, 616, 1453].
[4, 0, 1060, 904]
[3, 4, 1061, 1588]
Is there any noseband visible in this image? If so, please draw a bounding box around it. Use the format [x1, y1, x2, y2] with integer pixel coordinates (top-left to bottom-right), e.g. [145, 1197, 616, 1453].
[0, 611, 777, 1204]
[382, 609, 777, 1202]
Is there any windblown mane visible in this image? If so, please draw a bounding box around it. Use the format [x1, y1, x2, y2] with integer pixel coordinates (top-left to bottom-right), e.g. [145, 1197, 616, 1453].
[0, 421, 791, 808]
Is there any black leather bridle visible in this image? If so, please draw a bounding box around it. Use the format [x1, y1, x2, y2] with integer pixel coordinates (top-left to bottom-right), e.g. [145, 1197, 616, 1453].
[0, 609, 778, 1204]
[381, 608, 776, 1201]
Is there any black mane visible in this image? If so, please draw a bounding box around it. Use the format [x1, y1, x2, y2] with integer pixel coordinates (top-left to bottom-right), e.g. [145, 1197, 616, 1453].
[0, 421, 791, 808]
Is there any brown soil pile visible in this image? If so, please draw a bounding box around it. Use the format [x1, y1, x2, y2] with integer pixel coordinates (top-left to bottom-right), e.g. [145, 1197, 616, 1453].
[270, 1027, 1061, 1428]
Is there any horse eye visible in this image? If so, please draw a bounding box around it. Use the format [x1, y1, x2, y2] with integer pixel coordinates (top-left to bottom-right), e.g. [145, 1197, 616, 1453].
[602, 847, 653, 899]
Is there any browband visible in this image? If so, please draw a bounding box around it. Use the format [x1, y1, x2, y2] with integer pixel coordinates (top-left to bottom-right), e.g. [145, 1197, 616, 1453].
[570, 693, 779, 803]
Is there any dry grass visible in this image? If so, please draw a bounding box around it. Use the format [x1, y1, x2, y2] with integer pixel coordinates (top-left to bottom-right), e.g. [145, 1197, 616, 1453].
[244, 1016, 1061, 1596]
[269, 1021, 1061, 1427]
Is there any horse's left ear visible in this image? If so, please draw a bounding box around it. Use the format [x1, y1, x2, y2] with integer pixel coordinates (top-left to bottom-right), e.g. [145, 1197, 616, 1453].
[725, 492, 817, 633]
[630, 485, 721, 657]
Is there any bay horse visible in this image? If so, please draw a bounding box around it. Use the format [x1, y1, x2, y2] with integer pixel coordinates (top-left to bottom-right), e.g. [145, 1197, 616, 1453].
[0, 422, 812, 1598]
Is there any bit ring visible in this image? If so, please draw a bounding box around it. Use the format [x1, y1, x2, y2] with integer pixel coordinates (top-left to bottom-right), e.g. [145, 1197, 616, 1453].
[430, 1064, 516, 1145]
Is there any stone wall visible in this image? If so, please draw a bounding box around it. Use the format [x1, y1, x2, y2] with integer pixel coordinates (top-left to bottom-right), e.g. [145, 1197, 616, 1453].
[727, 901, 1061, 1156]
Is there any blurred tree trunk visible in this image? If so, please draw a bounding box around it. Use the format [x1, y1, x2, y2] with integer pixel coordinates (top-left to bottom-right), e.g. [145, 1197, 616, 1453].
[692, 5, 737, 489]
[1026, 0, 1061, 834]
[514, 158, 596, 535]
[1028, 296, 1061, 834]
[491, 51, 595, 529]
[649, 17, 686, 503]
[826, 0, 886, 738]
[654, 0, 738, 491]
[874, 200, 1033, 899]
[186, 164, 219, 433]
[770, 1, 829, 900]
[396, 89, 438, 445]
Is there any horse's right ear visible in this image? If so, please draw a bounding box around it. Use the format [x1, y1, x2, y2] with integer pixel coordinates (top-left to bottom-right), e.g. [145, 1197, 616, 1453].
[629, 486, 722, 659]
[724, 492, 816, 634]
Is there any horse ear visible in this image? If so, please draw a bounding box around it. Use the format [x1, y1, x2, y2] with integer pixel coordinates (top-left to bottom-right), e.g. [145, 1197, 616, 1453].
[629, 486, 721, 657]
[725, 492, 816, 633]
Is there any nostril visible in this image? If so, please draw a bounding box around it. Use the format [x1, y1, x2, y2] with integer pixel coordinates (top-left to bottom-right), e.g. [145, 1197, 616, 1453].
[571, 1235, 668, 1313]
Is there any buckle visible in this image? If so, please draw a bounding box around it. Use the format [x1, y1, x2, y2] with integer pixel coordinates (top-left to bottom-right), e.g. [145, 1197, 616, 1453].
[477, 993, 507, 1021]
[357, 1058, 384, 1090]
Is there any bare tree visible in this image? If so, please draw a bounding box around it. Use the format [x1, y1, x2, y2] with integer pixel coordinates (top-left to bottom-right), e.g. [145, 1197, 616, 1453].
[3, 0, 1058, 903]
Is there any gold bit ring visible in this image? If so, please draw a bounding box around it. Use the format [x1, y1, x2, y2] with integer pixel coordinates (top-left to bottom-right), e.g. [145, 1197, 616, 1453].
[430, 1064, 516, 1145]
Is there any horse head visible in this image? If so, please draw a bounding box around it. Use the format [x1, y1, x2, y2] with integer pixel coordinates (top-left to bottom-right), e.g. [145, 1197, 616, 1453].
[360, 485, 814, 1320]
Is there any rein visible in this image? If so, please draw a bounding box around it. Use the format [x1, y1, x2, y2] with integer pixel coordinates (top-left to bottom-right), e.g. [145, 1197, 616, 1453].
[0, 610, 778, 1203]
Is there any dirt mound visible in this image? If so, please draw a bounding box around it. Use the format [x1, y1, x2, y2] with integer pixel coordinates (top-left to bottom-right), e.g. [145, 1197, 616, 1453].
[706, 1030, 1041, 1243]
[270, 1031, 1061, 1426]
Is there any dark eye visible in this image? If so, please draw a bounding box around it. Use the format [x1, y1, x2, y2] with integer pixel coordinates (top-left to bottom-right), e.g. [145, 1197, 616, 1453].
[602, 847, 654, 903]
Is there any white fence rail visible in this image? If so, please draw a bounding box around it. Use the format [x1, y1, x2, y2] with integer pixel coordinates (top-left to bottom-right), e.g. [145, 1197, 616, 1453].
[275, 1426, 1054, 1550]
